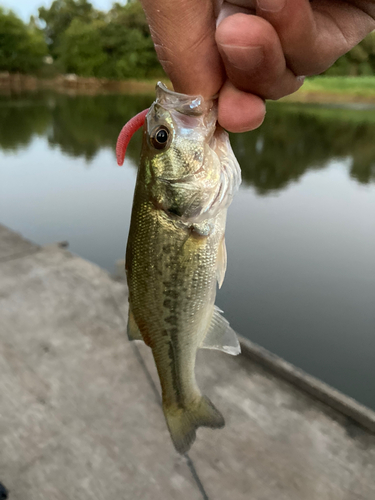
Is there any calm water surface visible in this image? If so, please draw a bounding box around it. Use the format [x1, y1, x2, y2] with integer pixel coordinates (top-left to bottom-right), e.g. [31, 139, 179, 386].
[1, 91, 374, 409]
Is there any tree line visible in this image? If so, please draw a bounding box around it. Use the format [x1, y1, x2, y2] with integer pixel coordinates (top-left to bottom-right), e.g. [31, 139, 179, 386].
[0, 0, 374, 79]
[0, 0, 163, 79]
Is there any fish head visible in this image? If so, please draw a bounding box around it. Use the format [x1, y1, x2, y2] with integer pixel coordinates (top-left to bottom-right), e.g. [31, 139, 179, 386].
[144, 83, 217, 181]
[141, 83, 241, 222]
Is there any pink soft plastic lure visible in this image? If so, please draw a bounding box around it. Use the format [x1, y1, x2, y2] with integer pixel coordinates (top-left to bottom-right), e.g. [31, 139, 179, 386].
[116, 108, 149, 166]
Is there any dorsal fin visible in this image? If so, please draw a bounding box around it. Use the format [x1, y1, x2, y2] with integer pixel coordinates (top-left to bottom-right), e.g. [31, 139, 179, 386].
[116, 108, 149, 166]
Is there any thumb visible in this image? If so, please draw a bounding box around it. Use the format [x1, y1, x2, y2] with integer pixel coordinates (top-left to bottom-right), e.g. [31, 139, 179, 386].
[140, 0, 224, 98]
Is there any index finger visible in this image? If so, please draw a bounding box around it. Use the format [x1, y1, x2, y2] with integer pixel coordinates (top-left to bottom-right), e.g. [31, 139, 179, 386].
[140, 0, 224, 98]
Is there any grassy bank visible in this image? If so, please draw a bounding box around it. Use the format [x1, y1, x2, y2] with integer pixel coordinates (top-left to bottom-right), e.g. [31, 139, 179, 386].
[282, 76, 375, 104]
[0, 73, 161, 95]
[1, 73, 375, 104]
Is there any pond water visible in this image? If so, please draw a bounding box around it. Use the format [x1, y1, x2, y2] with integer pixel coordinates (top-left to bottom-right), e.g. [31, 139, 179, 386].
[1, 91, 374, 410]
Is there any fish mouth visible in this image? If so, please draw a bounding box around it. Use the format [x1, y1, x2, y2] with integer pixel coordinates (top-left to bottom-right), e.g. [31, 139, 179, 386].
[155, 82, 215, 117]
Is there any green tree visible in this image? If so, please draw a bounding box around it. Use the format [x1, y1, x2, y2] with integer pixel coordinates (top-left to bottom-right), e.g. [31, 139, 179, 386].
[58, 18, 107, 76]
[38, 0, 96, 57]
[99, 1, 163, 79]
[0, 7, 48, 73]
[326, 31, 375, 76]
[39, 0, 163, 79]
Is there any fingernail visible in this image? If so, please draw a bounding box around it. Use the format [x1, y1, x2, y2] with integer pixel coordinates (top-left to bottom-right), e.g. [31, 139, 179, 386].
[297, 75, 306, 83]
[257, 0, 286, 12]
[220, 44, 264, 71]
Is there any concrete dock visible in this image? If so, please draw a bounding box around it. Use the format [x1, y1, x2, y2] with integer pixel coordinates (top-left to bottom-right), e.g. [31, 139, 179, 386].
[0, 224, 374, 500]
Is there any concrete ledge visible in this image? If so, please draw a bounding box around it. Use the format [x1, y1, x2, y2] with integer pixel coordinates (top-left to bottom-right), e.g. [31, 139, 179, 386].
[0, 225, 40, 262]
[239, 336, 375, 433]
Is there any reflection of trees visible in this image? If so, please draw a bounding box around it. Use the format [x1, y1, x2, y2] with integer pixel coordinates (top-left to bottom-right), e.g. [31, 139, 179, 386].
[47, 93, 153, 162]
[231, 104, 375, 194]
[0, 94, 51, 151]
[1, 94, 374, 190]
[0, 91, 152, 164]
[347, 123, 375, 184]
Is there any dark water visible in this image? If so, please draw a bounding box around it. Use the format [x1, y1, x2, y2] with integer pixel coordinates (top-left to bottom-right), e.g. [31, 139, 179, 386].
[1, 91, 374, 410]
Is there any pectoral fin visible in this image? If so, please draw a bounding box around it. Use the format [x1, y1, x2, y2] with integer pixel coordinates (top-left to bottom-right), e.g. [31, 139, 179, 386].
[200, 306, 241, 356]
[216, 237, 227, 289]
[127, 308, 144, 342]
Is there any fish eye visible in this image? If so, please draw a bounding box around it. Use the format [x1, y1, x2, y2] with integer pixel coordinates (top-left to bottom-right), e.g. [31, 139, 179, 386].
[151, 126, 170, 150]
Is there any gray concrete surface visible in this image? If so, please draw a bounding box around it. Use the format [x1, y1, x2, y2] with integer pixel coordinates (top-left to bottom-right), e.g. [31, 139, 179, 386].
[1, 224, 374, 500]
[0, 225, 39, 262]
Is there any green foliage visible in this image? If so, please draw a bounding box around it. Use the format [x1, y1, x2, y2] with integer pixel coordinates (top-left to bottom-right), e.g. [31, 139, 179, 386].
[326, 32, 375, 76]
[58, 18, 107, 76]
[39, 0, 163, 79]
[99, 2, 162, 78]
[0, 0, 373, 79]
[0, 7, 48, 73]
[301, 76, 375, 97]
[38, 0, 96, 57]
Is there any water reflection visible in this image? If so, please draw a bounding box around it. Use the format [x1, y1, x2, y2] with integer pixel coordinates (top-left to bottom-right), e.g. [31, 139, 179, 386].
[1, 92, 374, 190]
[0, 94, 50, 151]
[1, 91, 374, 410]
[230, 104, 375, 192]
[47, 94, 152, 162]
[0, 92, 152, 163]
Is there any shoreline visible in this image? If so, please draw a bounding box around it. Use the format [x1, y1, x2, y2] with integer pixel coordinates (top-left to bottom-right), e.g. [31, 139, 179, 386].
[280, 91, 375, 105]
[0, 72, 159, 95]
[1, 72, 375, 105]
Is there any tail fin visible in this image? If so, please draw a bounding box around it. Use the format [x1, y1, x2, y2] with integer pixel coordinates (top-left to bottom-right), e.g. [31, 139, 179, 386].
[164, 396, 225, 455]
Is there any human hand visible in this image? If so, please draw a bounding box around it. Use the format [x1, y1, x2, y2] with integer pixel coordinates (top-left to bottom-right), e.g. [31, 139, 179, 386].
[140, 0, 375, 132]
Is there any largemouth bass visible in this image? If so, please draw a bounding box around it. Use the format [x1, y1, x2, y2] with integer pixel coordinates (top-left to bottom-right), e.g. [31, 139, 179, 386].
[116, 83, 241, 454]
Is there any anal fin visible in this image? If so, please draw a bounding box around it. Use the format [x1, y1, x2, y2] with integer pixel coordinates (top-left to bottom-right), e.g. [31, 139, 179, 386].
[200, 306, 241, 356]
[127, 307, 144, 342]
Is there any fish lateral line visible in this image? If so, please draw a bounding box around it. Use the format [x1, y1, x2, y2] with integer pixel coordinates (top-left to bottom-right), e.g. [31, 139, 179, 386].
[116, 108, 149, 166]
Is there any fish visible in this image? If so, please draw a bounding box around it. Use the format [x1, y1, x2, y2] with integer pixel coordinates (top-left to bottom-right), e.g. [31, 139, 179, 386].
[116, 82, 241, 454]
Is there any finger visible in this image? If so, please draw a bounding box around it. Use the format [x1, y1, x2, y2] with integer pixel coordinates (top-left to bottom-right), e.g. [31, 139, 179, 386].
[216, 0, 256, 25]
[218, 80, 266, 132]
[140, 0, 224, 98]
[255, 0, 375, 75]
[216, 14, 304, 100]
